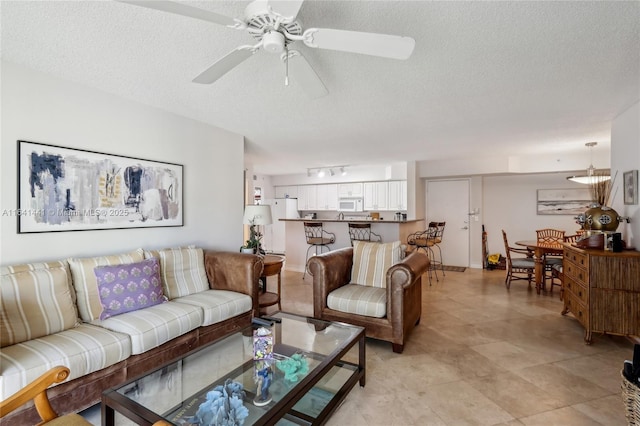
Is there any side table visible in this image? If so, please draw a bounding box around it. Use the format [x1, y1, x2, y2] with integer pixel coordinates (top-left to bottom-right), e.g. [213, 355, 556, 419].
[259, 254, 285, 313]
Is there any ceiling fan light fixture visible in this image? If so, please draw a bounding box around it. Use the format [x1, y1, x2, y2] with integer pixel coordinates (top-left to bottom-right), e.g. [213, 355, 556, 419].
[262, 31, 285, 53]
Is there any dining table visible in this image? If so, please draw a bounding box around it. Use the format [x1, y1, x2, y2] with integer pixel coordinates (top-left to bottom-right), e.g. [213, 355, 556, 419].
[515, 240, 564, 294]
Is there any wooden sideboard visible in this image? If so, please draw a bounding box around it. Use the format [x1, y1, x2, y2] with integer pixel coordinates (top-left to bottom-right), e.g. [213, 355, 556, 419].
[562, 244, 640, 344]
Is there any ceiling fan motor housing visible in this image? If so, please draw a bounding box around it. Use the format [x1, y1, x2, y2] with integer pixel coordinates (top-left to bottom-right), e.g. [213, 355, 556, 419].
[263, 31, 285, 53]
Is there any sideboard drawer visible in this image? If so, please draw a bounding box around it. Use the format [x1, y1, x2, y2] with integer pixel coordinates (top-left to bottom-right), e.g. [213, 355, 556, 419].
[564, 276, 589, 305]
[565, 249, 589, 269]
[564, 261, 587, 284]
[563, 294, 589, 329]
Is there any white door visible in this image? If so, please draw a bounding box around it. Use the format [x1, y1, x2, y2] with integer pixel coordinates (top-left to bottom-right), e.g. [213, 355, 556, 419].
[426, 180, 470, 267]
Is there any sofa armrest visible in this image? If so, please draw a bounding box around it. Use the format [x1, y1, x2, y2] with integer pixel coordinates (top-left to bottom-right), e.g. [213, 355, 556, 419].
[387, 251, 429, 324]
[204, 250, 263, 316]
[308, 247, 354, 317]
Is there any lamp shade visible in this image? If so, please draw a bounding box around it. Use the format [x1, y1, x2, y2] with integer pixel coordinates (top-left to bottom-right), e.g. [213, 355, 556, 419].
[243, 205, 272, 226]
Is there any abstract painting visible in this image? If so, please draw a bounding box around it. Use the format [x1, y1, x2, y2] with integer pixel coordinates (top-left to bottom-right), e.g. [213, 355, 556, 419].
[536, 188, 593, 215]
[18, 140, 183, 233]
[623, 170, 638, 205]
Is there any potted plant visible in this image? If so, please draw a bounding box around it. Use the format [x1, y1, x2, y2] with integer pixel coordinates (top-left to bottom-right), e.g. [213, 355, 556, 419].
[240, 219, 263, 254]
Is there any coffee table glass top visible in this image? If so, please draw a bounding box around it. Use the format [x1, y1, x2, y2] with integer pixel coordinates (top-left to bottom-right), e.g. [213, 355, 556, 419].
[108, 312, 364, 425]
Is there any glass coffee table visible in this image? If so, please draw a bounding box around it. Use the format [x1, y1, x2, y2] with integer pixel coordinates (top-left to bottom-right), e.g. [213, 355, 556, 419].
[102, 312, 365, 425]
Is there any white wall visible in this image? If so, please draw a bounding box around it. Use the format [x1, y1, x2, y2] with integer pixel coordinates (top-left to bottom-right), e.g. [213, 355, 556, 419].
[1, 61, 245, 265]
[483, 173, 592, 255]
[611, 100, 640, 248]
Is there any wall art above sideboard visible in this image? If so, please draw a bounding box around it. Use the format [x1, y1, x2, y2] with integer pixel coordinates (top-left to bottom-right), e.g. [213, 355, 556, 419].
[536, 188, 592, 215]
[17, 140, 183, 233]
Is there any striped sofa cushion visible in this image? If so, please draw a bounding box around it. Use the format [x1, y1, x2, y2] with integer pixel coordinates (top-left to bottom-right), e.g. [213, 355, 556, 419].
[68, 249, 145, 321]
[1, 261, 79, 347]
[351, 240, 402, 288]
[327, 283, 387, 318]
[0, 324, 131, 400]
[91, 301, 203, 354]
[174, 290, 252, 326]
[145, 247, 209, 299]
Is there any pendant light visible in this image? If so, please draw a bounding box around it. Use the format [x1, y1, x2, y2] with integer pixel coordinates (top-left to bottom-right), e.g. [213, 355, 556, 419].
[566, 142, 611, 184]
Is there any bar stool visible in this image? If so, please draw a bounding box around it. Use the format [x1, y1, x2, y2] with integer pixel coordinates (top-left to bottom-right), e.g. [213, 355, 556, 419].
[428, 221, 446, 278]
[303, 222, 335, 279]
[348, 223, 382, 246]
[407, 225, 439, 285]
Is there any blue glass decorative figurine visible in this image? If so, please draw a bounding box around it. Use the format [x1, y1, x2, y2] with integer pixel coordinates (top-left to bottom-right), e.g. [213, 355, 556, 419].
[253, 360, 273, 407]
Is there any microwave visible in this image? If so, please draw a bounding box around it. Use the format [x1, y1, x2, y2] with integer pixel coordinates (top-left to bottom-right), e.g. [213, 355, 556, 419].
[338, 198, 363, 212]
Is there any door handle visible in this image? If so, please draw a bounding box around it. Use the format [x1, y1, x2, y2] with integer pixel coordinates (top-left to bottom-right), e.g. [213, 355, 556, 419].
[461, 226, 469, 230]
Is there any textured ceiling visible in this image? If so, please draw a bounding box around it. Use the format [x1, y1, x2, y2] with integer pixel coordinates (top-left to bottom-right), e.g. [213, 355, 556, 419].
[2, 1, 639, 175]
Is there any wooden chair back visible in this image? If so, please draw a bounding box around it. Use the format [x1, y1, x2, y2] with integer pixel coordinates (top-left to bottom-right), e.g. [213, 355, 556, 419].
[536, 228, 565, 245]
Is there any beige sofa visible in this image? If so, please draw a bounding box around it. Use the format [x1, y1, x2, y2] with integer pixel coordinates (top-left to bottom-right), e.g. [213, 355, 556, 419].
[0, 246, 263, 425]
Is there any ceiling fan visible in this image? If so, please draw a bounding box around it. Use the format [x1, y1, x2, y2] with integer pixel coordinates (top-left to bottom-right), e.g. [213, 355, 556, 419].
[118, 0, 416, 98]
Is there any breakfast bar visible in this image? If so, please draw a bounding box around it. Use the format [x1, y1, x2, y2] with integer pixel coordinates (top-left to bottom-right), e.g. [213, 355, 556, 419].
[280, 218, 425, 273]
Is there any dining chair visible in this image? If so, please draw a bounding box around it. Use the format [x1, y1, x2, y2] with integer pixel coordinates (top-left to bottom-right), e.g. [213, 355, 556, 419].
[502, 230, 535, 289]
[536, 228, 565, 290]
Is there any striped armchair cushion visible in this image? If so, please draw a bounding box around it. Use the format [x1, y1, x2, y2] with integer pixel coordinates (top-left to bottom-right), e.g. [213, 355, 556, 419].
[144, 247, 209, 299]
[1, 261, 79, 347]
[68, 249, 145, 321]
[174, 290, 252, 326]
[327, 284, 386, 318]
[0, 324, 131, 400]
[351, 240, 402, 288]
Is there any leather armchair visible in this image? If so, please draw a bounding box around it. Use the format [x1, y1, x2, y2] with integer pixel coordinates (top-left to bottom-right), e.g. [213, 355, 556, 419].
[308, 247, 429, 353]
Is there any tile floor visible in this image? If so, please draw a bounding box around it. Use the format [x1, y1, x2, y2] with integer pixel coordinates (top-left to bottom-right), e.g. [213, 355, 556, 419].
[84, 266, 634, 425]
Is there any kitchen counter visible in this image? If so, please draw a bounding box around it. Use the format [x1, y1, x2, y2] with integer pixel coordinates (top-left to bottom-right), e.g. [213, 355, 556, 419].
[280, 218, 423, 224]
[280, 218, 426, 273]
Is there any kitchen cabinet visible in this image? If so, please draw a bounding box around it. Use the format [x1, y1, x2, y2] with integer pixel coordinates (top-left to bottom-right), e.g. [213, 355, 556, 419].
[562, 244, 640, 343]
[297, 185, 317, 210]
[274, 186, 297, 199]
[388, 180, 407, 210]
[364, 182, 389, 211]
[316, 184, 338, 210]
[338, 183, 363, 198]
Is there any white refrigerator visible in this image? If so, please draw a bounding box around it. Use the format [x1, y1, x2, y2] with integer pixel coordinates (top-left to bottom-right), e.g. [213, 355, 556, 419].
[261, 198, 299, 254]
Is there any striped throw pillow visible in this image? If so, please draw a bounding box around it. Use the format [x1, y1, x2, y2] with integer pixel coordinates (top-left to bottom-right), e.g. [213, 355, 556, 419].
[144, 246, 209, 299]
[1, 261, 79, 347]
[351, 241, 402, 288]
[68, 249, 145, 321]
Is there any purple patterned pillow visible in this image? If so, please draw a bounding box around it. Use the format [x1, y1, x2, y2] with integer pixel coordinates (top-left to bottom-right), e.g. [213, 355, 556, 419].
[94, 258, 167, 320]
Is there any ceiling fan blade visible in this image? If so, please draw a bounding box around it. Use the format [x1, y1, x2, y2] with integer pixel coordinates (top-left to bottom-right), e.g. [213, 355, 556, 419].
[267, 0, 305, 21]
[287, 51, 328, 99]
[304, 28, 415, 60]
[193, 48, 255, 84]
[117, 1, 237, 27]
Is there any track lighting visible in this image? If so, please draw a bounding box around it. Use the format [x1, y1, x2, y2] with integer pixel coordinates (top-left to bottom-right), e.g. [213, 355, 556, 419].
[306, 165, 349, 178]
